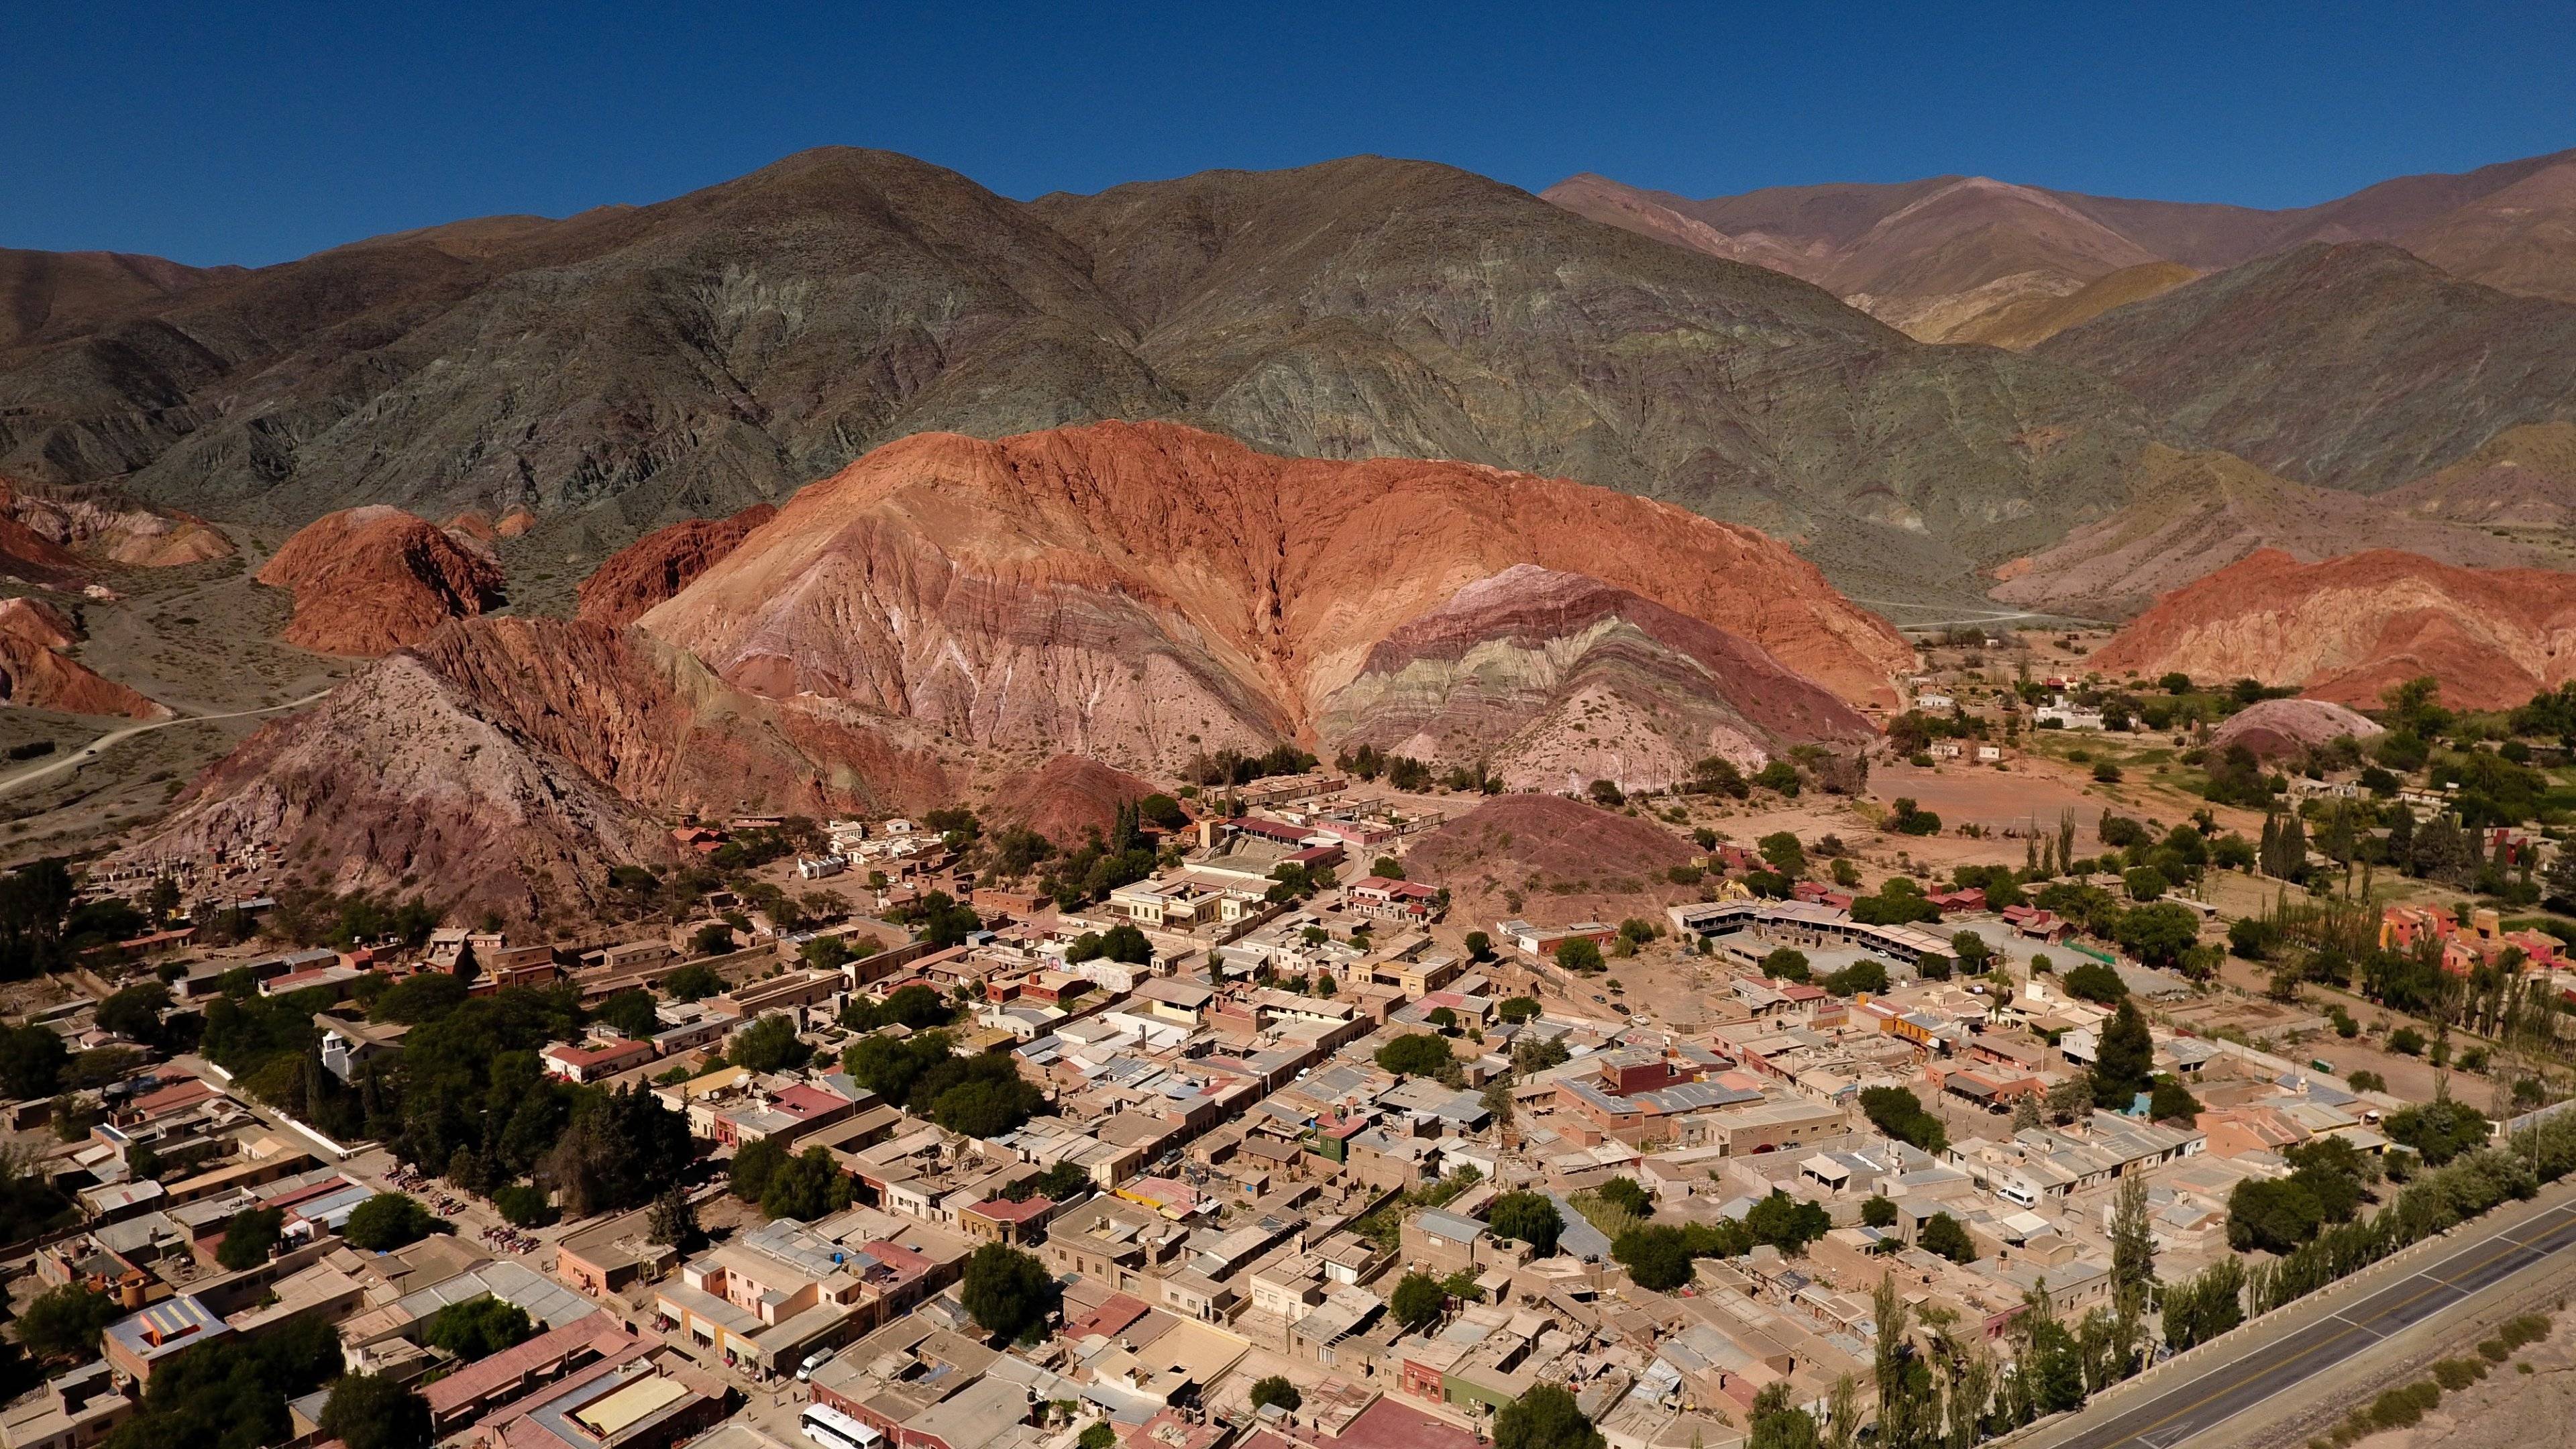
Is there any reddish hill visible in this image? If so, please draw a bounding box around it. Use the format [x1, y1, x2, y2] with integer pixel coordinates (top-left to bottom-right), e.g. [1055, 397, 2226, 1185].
[576, 502, 777, 627]
[256, 506, 505, 655]
[0, 597, 168, 720]
[989, 755, 1161, 846]
[643, 421, 1905, 789]
[1407, 793, 1699, 928]
[2206, 698, 2385, 761]
[117, 616, 948, 919]
[2091, 549, 2576, 710]
[0, 478, 231, 572]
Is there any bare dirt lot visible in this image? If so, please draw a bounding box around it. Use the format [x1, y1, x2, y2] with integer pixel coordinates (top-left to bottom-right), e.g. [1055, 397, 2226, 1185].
[2328, 1309, 2576, 1449]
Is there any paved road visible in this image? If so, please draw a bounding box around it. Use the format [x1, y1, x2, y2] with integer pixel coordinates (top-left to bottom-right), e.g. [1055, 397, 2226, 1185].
[0, 688, 332, 798]
[2047, 1200, 2576, 1449]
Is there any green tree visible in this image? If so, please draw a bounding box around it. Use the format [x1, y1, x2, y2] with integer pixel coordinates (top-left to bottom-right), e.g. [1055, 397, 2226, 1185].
[319, 1373, 432, 1449]
[1748, 1383, 1823, 1449]
[492, 1185, 555, 1228]
[1375, 1032, 1456, 1079]
[761, 1146, 854, 1220]
[1487, 1191, 1563, 1256]
[217, 1205, 284, 1269]
[2226, 1177, 2323, 1254]
[961, 1243, 1059, 1342]
[1862, 1195, 1898, 1229]
[592, 989, 660, 1041]
[1250, 1376, 1303, 1412]
[1554, 937, 1604, 974]
[344, 1192, 439, 1250]
[647, 1188, 702, 1249]
[1595, 1176, 1652, 1218]
[1759, 832, 1807, 875]
[1493, 1383, 1605, 1449]
[1389, 1271, 1448, 1332]
[15, 1282, 119, 1363]
[96, 983, 172, 1044]
[2061, 962, 2127, 1004]
[0, 1022, 67, 1099]
[1761, 947, 1812, 983]
[1860, 1085, 1947, 1152]
[1612, 1224, 1696, 1291]
[661, 963, 724, 1001]
[1918, 1212, 1976, 1263]
[419, 1295, 534, 1360]
[727, 1014, 814, 1073]
[2091, 998, 2155, 1107]
[731, 1136, 790, 1203]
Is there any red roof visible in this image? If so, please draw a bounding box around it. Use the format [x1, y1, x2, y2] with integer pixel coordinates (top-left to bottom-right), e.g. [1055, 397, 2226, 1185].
[967, 1195, 1054, 1224]
[1333, 1397, 1485, 1449]
[1063, 1292, 1152, 1341]
[769, 1084, 847, 1120]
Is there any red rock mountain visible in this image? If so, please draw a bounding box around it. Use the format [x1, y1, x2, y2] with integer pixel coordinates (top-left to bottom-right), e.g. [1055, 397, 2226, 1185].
[120, 618, 949, 918]
[989, 755, 1163, 847]
[640, 422, 1907, 788]
[0, 597, 168, 720]
[131, 423, 1902, 917]
[1406, 793, 1699, 928]
[576, 503, 777, 627]
[2091, 549, 2576, 710]
[256, 506, 505, 655]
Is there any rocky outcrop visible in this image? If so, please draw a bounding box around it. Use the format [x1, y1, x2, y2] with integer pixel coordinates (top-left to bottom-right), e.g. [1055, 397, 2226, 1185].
[256, 506, 505, 655]
[989, 755, 1163, 847]
[120, 616, 949, 918]
[1318, 566, 1875, 793]
[1989, 445, 2540, 619]
[641, 422, 1907, 790]
[1405, 793, 1699, 928]
[0, 596, 168, 719]
[2090, 549, 2576, 710]
[0, 477, 231, 579]
[576, 503, 777, 627]
[2207, 698, 2386, 761]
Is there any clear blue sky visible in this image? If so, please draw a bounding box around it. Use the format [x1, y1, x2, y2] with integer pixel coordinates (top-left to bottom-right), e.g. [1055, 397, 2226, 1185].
[9, 1, 2572, 266]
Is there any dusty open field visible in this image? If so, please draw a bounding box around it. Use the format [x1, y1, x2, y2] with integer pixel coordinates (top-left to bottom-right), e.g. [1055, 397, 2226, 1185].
[2331, 1310, 2576, 1449]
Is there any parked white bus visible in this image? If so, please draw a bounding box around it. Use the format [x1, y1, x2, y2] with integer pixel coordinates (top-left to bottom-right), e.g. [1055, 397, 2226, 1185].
[801, 1405, 883, 1449]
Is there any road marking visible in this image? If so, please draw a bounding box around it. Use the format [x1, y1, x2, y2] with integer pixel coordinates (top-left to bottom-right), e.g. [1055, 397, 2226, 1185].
[2055, 1203, 2576, 1449]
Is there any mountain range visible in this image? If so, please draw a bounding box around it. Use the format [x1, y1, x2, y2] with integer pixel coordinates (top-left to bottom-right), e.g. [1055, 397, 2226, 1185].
[1546, 147, 2576, 343]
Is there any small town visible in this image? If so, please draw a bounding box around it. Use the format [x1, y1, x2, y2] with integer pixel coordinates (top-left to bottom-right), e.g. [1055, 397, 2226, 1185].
[8, 15, 2576, 1449]
[11, 639, 2576, 1449]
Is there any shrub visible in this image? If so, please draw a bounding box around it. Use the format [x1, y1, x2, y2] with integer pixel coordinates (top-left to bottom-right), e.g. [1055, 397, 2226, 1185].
[492, 1184, 555, 1228]
[2431, 1357, 2486, 1391]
